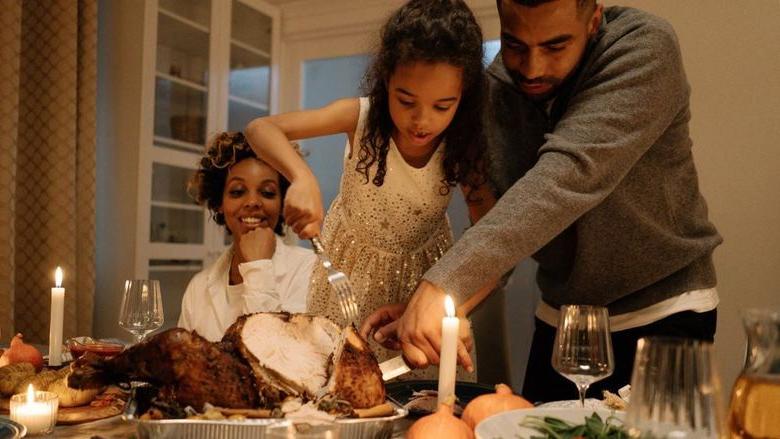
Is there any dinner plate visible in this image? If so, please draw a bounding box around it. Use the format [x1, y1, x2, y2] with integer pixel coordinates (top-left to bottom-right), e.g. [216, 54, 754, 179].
[384, 380, 494, 417]
[385, 380, 494, 406]
[536, 398, 612, 410]
[475, 407, 624, 439]
[0, 416, 26, 439]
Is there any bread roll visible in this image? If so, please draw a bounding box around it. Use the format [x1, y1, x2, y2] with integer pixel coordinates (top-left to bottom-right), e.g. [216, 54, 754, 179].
[0, 363, 36, 396]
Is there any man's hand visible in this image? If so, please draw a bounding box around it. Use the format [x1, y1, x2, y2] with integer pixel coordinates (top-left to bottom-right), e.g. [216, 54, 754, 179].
[284, 173, 324, 239]
[238, 226, 276, 261]
[396, 280, 474, 372]
[359, 303, 406, 350]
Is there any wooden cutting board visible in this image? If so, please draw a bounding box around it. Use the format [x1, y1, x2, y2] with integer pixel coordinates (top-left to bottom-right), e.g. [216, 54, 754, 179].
[0, 388, 126, 425]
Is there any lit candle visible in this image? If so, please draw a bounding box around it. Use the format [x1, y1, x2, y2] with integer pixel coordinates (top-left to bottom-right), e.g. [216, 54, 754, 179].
[49, 267, 65, 366]
[437, 294, 459, 406]
[10, 384, 59, 435]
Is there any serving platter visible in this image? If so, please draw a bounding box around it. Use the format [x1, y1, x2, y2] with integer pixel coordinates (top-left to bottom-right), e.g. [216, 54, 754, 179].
[0, 387, 127, 425]
[122, 383, 407, 439]
[124, 406, 408, 439]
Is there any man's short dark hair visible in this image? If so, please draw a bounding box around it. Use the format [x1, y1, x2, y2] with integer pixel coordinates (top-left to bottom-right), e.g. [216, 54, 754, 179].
[499, 0, 597, 15]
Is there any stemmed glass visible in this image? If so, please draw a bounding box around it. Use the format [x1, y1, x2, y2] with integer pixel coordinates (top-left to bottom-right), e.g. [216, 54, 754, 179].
[118, 280, 164, 344]
[552, 304, 615, 407]
[625, 337, 724, 438]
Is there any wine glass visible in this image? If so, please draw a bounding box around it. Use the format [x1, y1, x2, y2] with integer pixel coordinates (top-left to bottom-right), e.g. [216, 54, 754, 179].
[625, 337, 724, 439]
[552, 304, 615, 407]
[118, 280, 164, 344]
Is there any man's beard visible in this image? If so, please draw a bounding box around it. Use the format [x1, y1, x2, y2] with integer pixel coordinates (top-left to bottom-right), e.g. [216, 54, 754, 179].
[509, 71, 563, 102]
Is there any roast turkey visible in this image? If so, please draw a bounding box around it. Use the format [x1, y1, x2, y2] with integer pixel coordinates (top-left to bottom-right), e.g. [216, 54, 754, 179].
[69, 312, 385, 410]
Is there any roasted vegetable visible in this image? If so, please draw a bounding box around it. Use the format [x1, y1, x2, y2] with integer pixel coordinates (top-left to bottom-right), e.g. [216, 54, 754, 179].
[0, 362, 36, 396]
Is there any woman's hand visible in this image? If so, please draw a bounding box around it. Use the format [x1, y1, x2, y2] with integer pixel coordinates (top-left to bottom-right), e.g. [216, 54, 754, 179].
[238, 226, 276, 262]
[284, 173, 324, 239]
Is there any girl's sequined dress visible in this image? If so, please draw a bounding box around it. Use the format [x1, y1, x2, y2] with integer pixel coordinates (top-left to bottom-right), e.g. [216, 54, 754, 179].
[308, 97, 475, 381]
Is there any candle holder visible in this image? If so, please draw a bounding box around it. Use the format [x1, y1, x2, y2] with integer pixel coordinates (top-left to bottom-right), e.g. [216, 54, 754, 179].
[10, 389, 59, 435]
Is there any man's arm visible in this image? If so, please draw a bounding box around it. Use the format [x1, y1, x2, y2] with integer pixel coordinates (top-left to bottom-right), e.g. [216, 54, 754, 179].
[426, 19, 689, 299]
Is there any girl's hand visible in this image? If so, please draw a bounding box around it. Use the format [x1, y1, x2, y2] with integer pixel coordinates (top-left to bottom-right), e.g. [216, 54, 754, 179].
[360, 303, 407, 351]
[284, 173, 324, 239]
[238, 227, 276, 262]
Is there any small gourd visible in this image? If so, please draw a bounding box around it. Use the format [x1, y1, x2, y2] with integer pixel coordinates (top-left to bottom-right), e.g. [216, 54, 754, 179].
[406, 398, 473, 439]
[461, 383, 533, 430]
[0, 334, 44, 371]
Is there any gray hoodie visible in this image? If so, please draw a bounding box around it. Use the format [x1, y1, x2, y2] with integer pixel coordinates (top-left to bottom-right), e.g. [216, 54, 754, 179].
[424, 6, 722, 314]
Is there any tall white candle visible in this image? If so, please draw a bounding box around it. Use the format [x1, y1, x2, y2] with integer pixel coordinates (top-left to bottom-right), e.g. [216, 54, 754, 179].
[437, 294, 459, 406]
[48, 267, 64, 366]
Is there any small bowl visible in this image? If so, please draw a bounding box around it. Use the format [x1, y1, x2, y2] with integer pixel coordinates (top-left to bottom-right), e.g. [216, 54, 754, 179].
[67, 337, 124, 359]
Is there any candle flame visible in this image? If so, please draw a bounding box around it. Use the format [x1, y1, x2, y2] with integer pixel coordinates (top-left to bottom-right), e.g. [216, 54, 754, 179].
[27, 384, 35, 403]
[54, 267, 63, 288]
[444, 295, 455, 318]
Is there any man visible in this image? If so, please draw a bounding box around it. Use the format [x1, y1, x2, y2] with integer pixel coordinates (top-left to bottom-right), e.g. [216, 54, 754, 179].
[360, 0, 722, 402]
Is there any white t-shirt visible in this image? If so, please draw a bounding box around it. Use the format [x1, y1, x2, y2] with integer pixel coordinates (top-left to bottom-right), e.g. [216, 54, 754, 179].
[535, 288, 719, 332]
[178, 235, 317, 341]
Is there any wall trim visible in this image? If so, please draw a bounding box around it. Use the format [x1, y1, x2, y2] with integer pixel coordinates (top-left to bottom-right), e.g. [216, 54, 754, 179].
[279, 0, 500, 42]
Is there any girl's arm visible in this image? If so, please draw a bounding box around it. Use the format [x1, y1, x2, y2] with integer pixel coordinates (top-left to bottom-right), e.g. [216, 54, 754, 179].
[244, 98, 360, 238]
[244, 98, 360, 182]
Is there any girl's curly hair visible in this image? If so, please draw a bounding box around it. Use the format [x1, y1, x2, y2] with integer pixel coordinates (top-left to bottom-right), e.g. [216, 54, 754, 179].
[359, 0, 487, 192]
[189, 131, 289, 236]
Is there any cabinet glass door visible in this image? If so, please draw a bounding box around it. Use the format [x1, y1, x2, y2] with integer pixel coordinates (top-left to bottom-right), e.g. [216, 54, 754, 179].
[150, 162, 204, 244]
[154, 0, 211, 152]
[227, 0, 272, 132]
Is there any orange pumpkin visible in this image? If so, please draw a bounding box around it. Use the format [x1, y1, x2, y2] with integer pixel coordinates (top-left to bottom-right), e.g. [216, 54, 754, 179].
[407, 399, 474, 439]
[461, 383, 533, 430]
[0, 334, 44, 371]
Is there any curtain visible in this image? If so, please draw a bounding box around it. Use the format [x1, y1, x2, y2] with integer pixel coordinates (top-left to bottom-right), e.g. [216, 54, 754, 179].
[0, 0, 97, 344]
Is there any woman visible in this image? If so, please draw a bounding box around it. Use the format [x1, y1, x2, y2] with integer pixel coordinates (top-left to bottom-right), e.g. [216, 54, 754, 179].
[178, 132, 316, 342]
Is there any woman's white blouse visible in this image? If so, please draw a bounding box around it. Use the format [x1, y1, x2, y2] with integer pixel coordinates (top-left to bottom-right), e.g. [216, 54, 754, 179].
[178, 235, 316, 341]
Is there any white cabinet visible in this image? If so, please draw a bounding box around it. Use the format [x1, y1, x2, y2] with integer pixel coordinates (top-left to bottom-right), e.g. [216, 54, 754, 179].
[96, 0, 280, 337]
[144, 0, 280, 330]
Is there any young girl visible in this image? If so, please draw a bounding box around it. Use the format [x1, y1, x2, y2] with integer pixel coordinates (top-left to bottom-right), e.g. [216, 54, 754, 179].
[178, 132, 317, 342]
[244, 0, 494, 377]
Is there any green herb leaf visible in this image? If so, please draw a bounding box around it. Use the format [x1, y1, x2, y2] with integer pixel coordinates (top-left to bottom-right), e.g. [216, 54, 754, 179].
[519, 412, 628, 439]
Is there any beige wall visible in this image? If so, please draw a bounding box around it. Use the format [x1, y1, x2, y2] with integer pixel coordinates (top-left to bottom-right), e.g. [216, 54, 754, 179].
[95, 0, 147, 341]
[601, 0, 780, 393]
